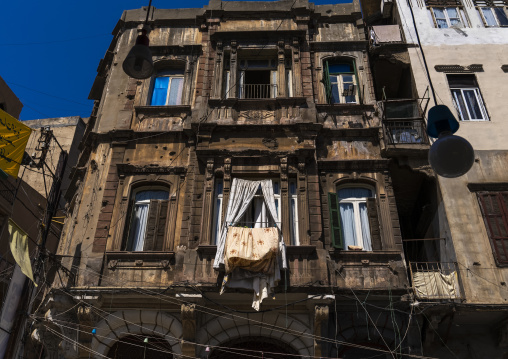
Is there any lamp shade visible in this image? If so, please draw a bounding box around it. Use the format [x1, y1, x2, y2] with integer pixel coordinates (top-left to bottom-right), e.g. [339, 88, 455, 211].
[122, 31, 153, 79]
[428, 132, 474, 178]
[427, 105, 460, 138]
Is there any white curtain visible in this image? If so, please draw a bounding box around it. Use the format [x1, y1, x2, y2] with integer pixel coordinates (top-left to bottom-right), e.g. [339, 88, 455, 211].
[261, 179, 287, 269]
[359, 203, 372, 251]
[339, 203, 356, 250]
[213, 179, 260, 269]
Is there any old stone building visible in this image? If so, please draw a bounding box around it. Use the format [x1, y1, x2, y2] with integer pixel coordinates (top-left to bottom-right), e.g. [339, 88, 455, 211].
[362, 0, 508, 356]
[30, 0, 448, 358]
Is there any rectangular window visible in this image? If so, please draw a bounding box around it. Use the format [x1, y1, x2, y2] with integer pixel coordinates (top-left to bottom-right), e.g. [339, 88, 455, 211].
[477, 191, 508, 266]
[237, 59, 277, 99]
[289, 180, 299, 245]
[425, 0, 469, 28]
[448, 74, 489, 121]
[323, 61, 358, 104]
[474, 0, 508, 26]
[150, 70, 184, 106]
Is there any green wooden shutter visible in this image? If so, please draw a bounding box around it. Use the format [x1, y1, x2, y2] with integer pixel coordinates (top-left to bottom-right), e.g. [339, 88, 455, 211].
[328, 192, 343, 249]
[143, 199, 169, 251]
[366, 197, 382, 251]
[324, 61, 332, 104]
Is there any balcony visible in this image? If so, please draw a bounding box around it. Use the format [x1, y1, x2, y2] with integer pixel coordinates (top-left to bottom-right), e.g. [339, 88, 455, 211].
[409, 262, 462, 301]
[239, 84, 277, 99]
[381, 99, 430, 155]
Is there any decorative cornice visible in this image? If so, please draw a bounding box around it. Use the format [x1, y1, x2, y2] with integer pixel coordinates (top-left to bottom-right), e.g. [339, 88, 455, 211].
[434, 64, 483, 73]
[318, 159, 390, 171]
[135, 105, 192, 119]
[117, 163, 187, 175]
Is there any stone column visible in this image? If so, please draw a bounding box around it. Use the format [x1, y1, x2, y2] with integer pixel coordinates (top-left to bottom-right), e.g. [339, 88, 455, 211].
[181, 303, 197, 357]
[314, 305, 329, 358]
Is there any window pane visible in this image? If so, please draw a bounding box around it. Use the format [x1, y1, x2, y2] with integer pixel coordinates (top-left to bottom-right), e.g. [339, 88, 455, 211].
[127, 203, 150, 251]
[151, 77, 169, 106]
[482, 7, 498, 26]
[436, 18, 449, 28]
[290, 198, 298, 245]
[339, 203, 356, 250]
[338, 188, 372, 199]
[331, 83, 340, 104]
[463, 90, 484, 120]
[359, 203, 372, 251]
[167, 77, 184, 105]
[135, 190, 169, 202]
[329, 64, 352, 73]
[290, 181, 296, 194]
[273, 181, 279, 195]
[494, 7, 508, 25]
[452, 89, 470, 121]
[433, 8, 446, 19]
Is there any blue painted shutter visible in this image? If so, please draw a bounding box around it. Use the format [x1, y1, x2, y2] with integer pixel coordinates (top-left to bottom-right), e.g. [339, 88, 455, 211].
[151, 77, 169, 106]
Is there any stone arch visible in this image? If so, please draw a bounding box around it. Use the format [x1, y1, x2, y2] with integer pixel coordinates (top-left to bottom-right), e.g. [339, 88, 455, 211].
[92, 310, 182, 356]
[195, 311, 313, 358]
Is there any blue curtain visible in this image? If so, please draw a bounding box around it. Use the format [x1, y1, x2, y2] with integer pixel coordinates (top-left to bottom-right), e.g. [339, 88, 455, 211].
[151, 77, 170, 106]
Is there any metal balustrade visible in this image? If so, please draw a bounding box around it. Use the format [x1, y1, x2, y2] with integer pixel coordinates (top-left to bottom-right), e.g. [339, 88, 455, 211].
[409, 262, 462, 301]
[240, 84, 277, 99]
[382, 99, 430, 145]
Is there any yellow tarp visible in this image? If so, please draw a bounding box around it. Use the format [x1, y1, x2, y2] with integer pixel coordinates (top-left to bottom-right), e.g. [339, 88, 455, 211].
[0, 109, 32, 178]
[8, 219, 37, 286]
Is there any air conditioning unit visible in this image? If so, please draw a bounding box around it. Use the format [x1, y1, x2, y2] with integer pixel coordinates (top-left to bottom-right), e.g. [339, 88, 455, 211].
[381, 0, 393, 18]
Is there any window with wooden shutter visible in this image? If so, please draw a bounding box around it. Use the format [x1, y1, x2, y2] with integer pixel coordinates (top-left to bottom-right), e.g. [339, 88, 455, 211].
[143, 199, 169, 251]
[366, 197, 382, 250]
[477, 192, 508, 266]
[328, 192, 343, 249]
[123, 189, 170, 251]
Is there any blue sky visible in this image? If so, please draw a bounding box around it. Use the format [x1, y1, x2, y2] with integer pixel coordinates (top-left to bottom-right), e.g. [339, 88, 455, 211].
[0, 0, 351, 121]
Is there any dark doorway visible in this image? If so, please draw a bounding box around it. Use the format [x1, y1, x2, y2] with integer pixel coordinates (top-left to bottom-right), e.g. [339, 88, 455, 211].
[107, 335, 173, 359]
[209, 336, 297, 359]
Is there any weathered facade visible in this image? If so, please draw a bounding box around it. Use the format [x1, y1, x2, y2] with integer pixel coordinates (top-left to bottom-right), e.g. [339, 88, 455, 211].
[363, 0, 508, 356]
[31, 1, 448, 358]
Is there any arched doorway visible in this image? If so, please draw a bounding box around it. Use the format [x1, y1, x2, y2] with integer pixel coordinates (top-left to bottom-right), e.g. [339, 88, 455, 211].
[209, 336, 297, 359]
[107, 335, 173, 359]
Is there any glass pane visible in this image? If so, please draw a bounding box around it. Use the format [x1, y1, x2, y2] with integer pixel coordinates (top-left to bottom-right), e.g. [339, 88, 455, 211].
[342, 75, 354, 83]
[151, 77, 169, 106]
[452, 89, 469, 121]
[290, 181, 296, 194]
[329, 64, 352, 73]
[482, 8, 498, 26]
[463, 90, 484, 120]
[338, 188, 372, 199]
[135, 190, 169, 202]
[449, 18, 462, 27]
[216, 180, 223, 195]
[436, 19, 449, 28]
[446, 7, 459, 18]
[339, 203, 356, 249]
[167, 77, 183, 105]
[494, 7, 508, 25]
[331, 83, 340, 104]
[273, 181, 279, 195]
[433, 8, 446, 19]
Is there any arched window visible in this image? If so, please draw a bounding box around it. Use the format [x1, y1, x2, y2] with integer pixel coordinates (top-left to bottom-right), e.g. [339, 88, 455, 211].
[150, 68, 184, 106]
[328, 185, 379, 251]
[124, 188, 170, 251]
[107, 335, 173, 359]
[323, 59, 358, 104]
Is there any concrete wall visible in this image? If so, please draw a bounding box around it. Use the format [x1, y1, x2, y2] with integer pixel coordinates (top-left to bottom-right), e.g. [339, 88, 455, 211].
[0, 75, 23, 119]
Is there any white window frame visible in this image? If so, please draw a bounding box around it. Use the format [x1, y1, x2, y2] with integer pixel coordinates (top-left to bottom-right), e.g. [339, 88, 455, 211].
[450, 87, 489, 121]
[477, 6, 508, 26]
[428, 7, 467, 28]
[337, 185, 375, 251]
[289, 180, 299, 245]
[212, 179, 224, 245]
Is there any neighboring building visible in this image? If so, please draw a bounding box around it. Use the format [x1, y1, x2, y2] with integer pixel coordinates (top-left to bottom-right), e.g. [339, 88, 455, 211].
[33, 1, 438, 358]
[362, 0, 508, 357]
[0, 75, 23, 119]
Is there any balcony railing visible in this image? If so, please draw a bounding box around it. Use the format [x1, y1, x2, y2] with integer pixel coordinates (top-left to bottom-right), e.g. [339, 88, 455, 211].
[240, 84, 277, 99]
[382, 99, 430, 145]
[409, 262, 462, 301]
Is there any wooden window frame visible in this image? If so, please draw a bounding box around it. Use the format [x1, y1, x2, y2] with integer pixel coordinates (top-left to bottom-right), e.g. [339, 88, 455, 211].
[477, 191, 508, 266]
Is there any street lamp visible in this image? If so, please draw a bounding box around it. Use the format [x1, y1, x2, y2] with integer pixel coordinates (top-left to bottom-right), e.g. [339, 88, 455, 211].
[122, 0, 154, 79]
[427, 105, 475, 178]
